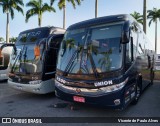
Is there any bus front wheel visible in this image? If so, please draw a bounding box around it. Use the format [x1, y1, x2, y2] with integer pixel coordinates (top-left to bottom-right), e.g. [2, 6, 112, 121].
[131, 78, 142, 105]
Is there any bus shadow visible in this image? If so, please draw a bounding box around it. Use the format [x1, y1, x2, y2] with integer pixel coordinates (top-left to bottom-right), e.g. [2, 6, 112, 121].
[10, 91, 56, 100]
[0, 79, 7, 83]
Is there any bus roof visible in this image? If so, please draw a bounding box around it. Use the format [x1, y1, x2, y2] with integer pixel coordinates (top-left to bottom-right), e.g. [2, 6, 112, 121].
[68, 14, 135, 30]
[19, 26, 65, 34]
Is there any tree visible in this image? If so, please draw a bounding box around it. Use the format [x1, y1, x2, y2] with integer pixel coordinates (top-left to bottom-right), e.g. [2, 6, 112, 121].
[9, 37, 17, 43]
[26, 0, 56, 27]
[95, 0, 98, 18]
[98, 50, 112, 71]
[0, 0, 24, 43]
[143, 0, 147, 33]
[147, 8, 160, 54]
[130, 11, 143, 24]
[0, 37, 4, 42]
[51, 0, 82, 29]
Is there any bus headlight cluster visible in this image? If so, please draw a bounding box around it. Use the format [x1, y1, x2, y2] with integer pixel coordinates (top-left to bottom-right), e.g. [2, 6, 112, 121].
[29, 80, 42, 85]
[100, 78, 128, 93]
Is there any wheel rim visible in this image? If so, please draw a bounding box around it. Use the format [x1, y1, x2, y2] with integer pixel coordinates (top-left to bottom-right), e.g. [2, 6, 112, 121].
[136, 85, 140, 100]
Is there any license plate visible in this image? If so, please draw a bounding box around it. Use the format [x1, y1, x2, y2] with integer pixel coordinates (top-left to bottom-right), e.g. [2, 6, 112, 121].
[73, 96, 85, 103]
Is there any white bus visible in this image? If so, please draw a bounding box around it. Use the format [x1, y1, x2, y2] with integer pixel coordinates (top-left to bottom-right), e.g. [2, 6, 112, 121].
[2, 26, 65, 94]
[0, 43, 13, 81]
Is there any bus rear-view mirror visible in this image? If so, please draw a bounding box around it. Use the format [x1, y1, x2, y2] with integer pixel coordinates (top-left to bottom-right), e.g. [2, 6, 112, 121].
[121, 31, 130, 44]
[121, 21, 130, 44]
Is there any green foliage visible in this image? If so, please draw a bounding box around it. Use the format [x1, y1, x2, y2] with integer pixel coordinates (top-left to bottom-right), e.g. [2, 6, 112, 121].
[58, 0, 82, 10]
[87, 44, 98, 55]
[26, 0, 56, 27]
[130, 11, 143, 24]
[147, 8, 160, 53]
[98, 49, 112, 71]
[50, 0, 56, 6]
[66, 39, 75, 50]
[0, 37, 4, 42]
[0, 0, 24, 19]
[147, 8, 160, 26]
[9, 37, 17, 43]
[0, 0, 24, 43]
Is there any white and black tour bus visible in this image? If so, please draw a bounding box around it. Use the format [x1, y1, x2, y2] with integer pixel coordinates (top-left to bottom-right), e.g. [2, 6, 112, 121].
[1, 26, 65, 94]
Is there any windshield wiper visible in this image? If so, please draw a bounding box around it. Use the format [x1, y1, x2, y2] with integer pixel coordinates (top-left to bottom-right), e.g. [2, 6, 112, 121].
[18, 46, 25, 73]
[63, 49, 79, 76]
[62, 46, 99, 78]
[23, 47, 28, 62]
[11, 50, 22, 73]
[11, 46, 24, 73]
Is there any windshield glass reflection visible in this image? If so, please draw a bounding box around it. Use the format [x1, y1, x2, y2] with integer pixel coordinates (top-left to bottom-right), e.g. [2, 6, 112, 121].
[57, 22, 123, 75]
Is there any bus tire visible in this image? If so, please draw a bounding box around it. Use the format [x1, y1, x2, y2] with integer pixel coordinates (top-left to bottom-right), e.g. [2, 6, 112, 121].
[150, 70, 154, 85]
[131, 78, 142, 105]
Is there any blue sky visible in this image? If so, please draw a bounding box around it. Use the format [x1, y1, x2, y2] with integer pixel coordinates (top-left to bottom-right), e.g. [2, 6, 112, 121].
[0, 0, 160, 53]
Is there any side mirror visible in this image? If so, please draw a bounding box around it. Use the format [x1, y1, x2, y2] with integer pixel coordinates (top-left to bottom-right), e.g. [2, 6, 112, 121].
[0, 43, 16, 55]
[121, 21, 130, 44]
[131, 37, 134, 61]
[121, 31, 130, 44]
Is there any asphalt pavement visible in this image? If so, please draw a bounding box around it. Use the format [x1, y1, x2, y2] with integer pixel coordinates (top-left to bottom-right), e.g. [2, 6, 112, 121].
[0, 81, 160, 126]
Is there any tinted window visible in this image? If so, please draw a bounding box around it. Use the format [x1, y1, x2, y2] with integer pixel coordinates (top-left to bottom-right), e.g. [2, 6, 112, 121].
[57, 22, 123, 74]
[16, 29, 49, 44]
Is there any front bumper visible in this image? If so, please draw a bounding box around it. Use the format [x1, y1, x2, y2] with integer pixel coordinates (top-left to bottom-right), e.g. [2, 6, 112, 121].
[0, 68, 8, 80]
[8, 79, 55, 94]
[55, 81, 126, 109]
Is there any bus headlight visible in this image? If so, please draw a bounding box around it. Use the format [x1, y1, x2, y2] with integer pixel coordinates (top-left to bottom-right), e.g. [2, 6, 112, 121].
[100, 78, 128, 93]
[29, 80, 42, 85]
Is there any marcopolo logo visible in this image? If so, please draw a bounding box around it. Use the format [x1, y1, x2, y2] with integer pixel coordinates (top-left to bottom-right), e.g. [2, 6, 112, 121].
[94, 80, 113, 87]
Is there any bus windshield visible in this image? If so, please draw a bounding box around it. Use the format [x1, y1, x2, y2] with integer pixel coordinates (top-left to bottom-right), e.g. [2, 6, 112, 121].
[57, 22, 123, 75]
[9, 29, 50, 76]
[9, 43, 45, 76]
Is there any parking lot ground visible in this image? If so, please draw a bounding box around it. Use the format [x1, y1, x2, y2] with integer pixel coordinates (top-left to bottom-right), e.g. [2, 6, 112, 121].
[0, 81, 160, 126]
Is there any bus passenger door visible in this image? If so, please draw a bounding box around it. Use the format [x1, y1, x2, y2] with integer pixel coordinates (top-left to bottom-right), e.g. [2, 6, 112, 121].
[43, 35, 64, 80]
[138, 34, 150, 89]
[125, 25, 138, 81]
